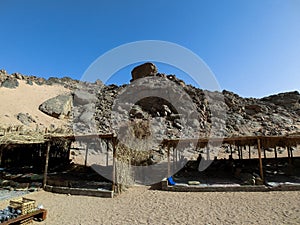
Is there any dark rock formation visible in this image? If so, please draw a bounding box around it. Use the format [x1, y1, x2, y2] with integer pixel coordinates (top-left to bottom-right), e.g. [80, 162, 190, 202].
[39, 94, 73, 119]
[16, 113, 36, 125]
[1, 77, 19, 89]
[131, 62, 158, 82]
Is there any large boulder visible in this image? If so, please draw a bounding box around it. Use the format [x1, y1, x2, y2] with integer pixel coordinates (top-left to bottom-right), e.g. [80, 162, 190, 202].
[131, 62, 157, 82]
[1, 77, 19, 89]
[39, 94, 73, 119]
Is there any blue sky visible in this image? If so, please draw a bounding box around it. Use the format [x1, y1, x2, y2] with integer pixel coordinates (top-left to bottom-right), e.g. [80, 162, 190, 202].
[0, 0, 299, 98]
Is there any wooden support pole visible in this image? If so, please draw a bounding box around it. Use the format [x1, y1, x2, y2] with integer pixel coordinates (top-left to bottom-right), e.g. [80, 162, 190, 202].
[67, 142, 72, 161]
[106, 139, 109, 166]
[167, 143, 170, 178]
[286, 146, 292, 165]
[248, 145, 251, 159]
[175, 148, 178, 169]
[172, 147, 175, 170]
[206, 145, 210, 160]
[43, 141, 51, 189]
[237, 146, 241, 160]
[173, 148, 177, 170]
[0, 148, 3, 166]
[257, 139, 264, 181]
[263, 147, 266, 159]
[240, 146, 243, 160]
[290, 147, 294, 161]
[274, 146, 278, 168]
[112, 137, 117, 193]
[84, 142, 89, 167]
[287, 146, 292, 166]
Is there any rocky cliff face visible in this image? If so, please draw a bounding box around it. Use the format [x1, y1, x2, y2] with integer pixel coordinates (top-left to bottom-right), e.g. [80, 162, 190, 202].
[93, 79, 300, 139]
[1, 65, 299, 139]
[92, 63, 300, 138]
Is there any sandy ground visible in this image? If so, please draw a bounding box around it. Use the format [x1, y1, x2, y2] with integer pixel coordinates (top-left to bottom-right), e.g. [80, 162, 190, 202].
[0, 80, 69, 129]
[1, 187, 300, 225]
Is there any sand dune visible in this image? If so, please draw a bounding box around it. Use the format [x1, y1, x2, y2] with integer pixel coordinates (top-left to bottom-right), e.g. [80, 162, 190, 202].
[0, 80, 69, 130]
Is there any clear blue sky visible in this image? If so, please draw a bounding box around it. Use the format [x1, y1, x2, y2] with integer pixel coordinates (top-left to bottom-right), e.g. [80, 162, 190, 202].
[0, 0, 299, 98]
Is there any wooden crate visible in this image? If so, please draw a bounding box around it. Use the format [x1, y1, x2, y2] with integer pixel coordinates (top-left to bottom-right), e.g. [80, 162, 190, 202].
[19, 218, 33, 225]
[9, 197, 36, 215]
[1, 209, 47, 225]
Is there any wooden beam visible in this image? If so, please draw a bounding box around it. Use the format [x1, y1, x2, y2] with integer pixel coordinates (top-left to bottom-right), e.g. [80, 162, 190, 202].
[257, 139, 264, 181]
[48, 133, 115, 142]
[43, 141, 51, 189]
[162, 135, 300, 149]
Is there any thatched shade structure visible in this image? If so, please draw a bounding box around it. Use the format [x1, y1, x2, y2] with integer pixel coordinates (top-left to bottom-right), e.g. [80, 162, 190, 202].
[43, 134, 116, 190]
[0, 132, 117, 192]
[0, 132, 45, 145]
[162, 135, 300, 181]
[162, 135, 300, 149]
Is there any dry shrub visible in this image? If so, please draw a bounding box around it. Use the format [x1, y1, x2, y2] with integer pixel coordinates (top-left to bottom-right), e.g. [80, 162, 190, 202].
[114, 119, 155, 190]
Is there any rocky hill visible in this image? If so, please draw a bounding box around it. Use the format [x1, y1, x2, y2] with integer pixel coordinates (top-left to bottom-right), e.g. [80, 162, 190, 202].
[0, 64, 299, 142]
[94, 63, 300, 139]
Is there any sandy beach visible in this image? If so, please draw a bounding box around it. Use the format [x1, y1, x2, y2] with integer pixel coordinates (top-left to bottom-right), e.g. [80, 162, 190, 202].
[1, 187, 299, 225]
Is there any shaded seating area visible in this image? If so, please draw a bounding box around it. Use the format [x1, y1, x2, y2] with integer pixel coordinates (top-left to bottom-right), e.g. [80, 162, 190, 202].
[0, 133, 118, 198]
[162, 135, 300, 191]
[2, 131, 300, 196]
[42, 134, 117, 198]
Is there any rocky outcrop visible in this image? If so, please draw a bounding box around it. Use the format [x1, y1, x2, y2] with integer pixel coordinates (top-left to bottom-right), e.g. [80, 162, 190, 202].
[16, 113, 36, 125]
[131, 62, 158, 82]
[72, 83, 103, 134]
[1, 64, 299, 138]
[1, 77, 19, 89]
[39, 94, 73, 119]
[94, 66, 300, 138]
[221, 90, 300, 136]
[0, 69, 83, 89]
[261, 91, 300, 113]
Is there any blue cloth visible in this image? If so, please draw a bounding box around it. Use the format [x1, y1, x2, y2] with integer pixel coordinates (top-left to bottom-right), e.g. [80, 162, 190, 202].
[167, 176, 176, 185]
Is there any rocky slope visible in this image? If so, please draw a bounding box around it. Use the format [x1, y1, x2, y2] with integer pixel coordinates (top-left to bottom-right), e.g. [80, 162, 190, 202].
[94, 63, 300, 139]
[0, 64, 299, 141]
